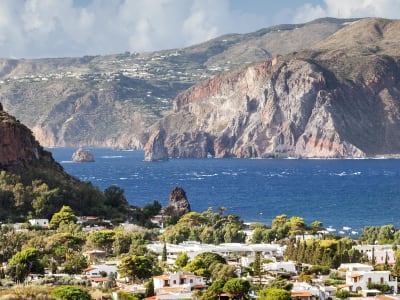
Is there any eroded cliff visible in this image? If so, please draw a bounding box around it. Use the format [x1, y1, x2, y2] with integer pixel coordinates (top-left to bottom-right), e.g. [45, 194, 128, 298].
[144, 18, 400, 159]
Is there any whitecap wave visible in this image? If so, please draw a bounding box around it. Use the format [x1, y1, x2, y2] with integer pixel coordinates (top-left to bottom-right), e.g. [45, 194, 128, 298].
[330, 171, 361, 176]
[100, 155, 124, 159]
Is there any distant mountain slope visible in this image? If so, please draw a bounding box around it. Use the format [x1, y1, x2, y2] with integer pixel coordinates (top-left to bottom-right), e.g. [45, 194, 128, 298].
[144, 18, 400, 159]
[0, 18, 355, 148]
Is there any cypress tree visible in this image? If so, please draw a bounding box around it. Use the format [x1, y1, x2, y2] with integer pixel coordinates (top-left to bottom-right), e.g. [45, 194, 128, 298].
[162, 243, 167, 262]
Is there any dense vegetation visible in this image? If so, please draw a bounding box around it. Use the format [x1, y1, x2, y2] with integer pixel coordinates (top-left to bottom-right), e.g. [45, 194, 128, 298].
[0, 169, 152, 223]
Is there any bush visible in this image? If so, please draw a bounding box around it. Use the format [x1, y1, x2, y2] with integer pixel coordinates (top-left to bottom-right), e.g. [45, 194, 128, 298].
[336, 289, 350, 299]
[51, 286, 91, 300]
[116, 292, 139, 300]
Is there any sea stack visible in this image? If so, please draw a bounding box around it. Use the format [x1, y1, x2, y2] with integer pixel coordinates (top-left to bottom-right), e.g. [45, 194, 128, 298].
[72, 148, 95, 162]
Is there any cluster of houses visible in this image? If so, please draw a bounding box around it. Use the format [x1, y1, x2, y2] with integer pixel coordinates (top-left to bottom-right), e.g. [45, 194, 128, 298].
[10, 220, 400, 300]
[67, 241, 398, 300]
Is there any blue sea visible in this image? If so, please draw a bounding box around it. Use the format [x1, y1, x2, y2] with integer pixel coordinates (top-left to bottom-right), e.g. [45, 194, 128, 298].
[48, 148, 400, 234]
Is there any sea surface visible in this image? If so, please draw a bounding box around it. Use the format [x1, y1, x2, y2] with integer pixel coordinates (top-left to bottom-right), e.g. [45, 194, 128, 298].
[48, 147, 400, 235]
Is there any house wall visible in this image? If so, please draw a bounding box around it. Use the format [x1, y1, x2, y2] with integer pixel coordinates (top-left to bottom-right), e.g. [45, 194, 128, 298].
[346, 270, 397, 293]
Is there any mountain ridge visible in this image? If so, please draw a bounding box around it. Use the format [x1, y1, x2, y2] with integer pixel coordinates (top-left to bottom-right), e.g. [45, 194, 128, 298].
[144, 18, 400, 159]
[0, 18, 356, 148]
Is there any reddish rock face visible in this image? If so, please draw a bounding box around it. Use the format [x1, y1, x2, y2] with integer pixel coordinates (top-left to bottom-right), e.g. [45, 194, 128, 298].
[0, 104, 51, 174]
[0, 106, 47, 171]
[144, 19, 400, 160]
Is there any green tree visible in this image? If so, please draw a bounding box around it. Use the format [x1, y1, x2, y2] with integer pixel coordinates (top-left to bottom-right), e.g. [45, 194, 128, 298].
[31, 181, 61, 218]
[7, 247, 44, 283]
[118, 255, 154, 283]
[62, 253, 88, 275]
[49, 205, 78, 230]
[51, 286, 92, 300]
[88, 230, 116, 255]
[175, 252, 189, 268]
[162, 243, 167, 262]
[223, 278, 251, 300]
[253, 251, 262, 279]
[185, 252, 226, 278]
[258, 288, 291, 300]
[209, 262, 237, 281]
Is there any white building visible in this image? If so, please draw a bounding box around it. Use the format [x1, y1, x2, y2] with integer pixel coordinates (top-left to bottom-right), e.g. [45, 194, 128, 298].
[339, 263, 397, 293]
[83, 264, 118, 277]
[147, 242, 284, 262]
[28, 219, 49, 229]
[264, 261, 297, 273]
[353, 245, 396, 265]
[153, 271, 206, 295]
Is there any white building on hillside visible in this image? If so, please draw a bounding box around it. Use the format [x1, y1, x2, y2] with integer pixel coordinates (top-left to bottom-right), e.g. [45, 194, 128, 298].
[339, 263, 397, 293]
[153, 271, 206, 295]
[353, 245, 395, 265]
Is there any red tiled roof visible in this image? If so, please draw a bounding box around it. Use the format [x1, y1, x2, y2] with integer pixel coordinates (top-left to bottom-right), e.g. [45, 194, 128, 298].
[291, 292, 312, 297]
[83, 266, 97, 272]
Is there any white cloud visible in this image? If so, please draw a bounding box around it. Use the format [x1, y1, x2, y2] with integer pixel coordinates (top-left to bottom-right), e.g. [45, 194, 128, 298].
[294, 0, 400, 23]
[0, 0, 399, 59]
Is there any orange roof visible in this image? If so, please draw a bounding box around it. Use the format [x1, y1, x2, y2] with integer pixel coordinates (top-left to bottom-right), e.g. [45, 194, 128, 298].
[375, 296, 398, 300]
[83, 266, 97, 272]
[338, 284, 352, 289]
[158, 287, 188, 293]
[154, 275, 170, 280]
[145, 297, 156, 300]
[349, 273, 362, 278]
[90, 277, 108, 282]
[291, 292, 312, 297]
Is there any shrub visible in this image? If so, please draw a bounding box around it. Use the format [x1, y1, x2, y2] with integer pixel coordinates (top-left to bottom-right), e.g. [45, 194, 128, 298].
[51, 286, 91, 300]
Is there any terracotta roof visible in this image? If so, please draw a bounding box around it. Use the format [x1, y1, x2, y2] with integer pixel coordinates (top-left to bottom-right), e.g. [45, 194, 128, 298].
[154, 275, 170, 280]
[375, 296, 398, 300]
[90, 277, 108, 282]
[291, 292, 312, 297]
[349, 273, 363, 278]
[194, 284, 207, 289]
[157, 287, 188, 293]
[83, 266, 97, 272]
[338, 284, 353, 289]
[145, 297, 156, 300]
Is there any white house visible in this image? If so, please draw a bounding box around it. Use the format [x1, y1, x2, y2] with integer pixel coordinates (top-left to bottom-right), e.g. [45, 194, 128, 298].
[339, 263, 373, 272]
[153, 271, 206, 295]
[83, 264, 118, 277]
[339, 263, 397, 293]
[264, 261, 297, 273]
[353, 245, 396, 265]
[28, 219, 49, 229]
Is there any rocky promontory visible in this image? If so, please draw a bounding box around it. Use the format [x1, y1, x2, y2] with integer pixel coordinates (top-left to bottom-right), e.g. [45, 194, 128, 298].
[144, 18, 400, 160]
[72, 148, 95, 162]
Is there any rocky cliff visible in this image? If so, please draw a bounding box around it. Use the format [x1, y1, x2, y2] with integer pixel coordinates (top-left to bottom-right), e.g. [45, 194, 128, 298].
[144, 18, 400, 159]
[0, 18, 353, 148]
[0, 102, 56, 174]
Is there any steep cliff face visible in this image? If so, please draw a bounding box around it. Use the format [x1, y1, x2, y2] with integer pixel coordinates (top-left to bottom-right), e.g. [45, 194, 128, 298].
[144, 18, 400, 159]
[0, 103, 54, 173]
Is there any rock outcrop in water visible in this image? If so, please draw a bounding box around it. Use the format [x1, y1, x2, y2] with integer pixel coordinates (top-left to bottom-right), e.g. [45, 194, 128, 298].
[144, 18, 400, 159]
[164, 187, 191, 219]
[72, 148, 95, 162]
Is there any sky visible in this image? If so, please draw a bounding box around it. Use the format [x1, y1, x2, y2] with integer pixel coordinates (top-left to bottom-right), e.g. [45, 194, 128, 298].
[1, 0, 400, 59]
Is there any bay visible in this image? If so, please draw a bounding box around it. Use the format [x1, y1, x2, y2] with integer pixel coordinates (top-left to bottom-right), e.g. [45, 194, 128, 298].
[48, 147, 400, 234]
